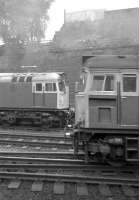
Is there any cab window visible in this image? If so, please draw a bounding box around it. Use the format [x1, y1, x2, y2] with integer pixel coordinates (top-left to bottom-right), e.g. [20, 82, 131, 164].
[91, 75, 115, 91]
[36, 83, 42, 92]
[26, 76, 32, 82]
[92, 75, 104, 91]
[104, 75, 114, 91]
[12, 76, 18, 82]
[58, 81, 65, 92]
[123, 74, 136, 92]
[45, 83, 56, 92]
[19, 76, 25, 82]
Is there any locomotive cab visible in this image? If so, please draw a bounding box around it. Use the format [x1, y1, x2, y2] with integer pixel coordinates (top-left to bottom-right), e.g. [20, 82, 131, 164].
[32, 72, 69, 109]
[0, 72, 69, 128]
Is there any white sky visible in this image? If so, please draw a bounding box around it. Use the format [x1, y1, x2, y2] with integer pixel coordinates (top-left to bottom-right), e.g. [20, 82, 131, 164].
[45, 0, 139, 40]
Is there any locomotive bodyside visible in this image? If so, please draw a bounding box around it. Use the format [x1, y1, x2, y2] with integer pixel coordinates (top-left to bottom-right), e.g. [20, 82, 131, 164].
[0, 78, 33, 108]
[0, 72, 69, 127]
[73, 55, 139, 164]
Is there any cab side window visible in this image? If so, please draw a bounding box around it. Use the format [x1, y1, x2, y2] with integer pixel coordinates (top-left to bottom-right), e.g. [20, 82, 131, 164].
[12, 76, 18, 82]
[36, 83, 42, 92]
[104, 75, 114, 91]
[45, 83, 57, 92]
[91, 75, 115, 91]
[26, 76, 32, 82]
[58, 81, 65, 92]
[92, 75, 104, 91]
[123, 74, 136, 92]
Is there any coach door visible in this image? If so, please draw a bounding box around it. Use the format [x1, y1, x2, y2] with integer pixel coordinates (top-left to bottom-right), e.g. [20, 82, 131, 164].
[121, 73, 139, 126]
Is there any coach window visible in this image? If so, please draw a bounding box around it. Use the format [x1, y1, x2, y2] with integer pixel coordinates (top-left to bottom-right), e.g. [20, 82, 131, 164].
[123, 74, 136, 92]
[45, 83, 57, 92]
[35, 83, 42, 92]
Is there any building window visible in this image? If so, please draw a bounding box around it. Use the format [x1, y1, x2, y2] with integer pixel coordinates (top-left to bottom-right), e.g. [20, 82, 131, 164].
[123, 74, 136, 92]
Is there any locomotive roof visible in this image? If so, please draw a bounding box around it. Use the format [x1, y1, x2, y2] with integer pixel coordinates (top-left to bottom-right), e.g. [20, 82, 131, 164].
[32, 72, 63, 81]
[0, 72, 65, 82]
[84, 55, 139, 70]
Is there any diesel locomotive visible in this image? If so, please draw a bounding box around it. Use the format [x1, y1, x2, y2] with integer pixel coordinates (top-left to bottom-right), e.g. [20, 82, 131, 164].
[0, 72, 70, 128]
[72, 55, 139, 165]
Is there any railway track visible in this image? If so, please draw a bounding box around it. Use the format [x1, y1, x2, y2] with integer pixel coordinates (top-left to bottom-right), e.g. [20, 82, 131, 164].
[0, 138, 72, 149]
[0, 157, 137, 173]
[0, 150, 138, 198]
[0, 125, 67, 133]
[0, 129, 138, 198]
[0, 129, 68, 140]
[0, 170, 138, 185]
[0, 129, 74, 151]
[0, 151, 84, 159]
[0, 154, 85, 164]
[0, 127, 70, 135]
[0, 152, 138, 184]
[0, 162, 138, 186]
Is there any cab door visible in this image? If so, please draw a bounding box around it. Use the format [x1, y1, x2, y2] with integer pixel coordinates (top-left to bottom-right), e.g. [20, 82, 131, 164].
[88, 73, 117, 128]
[44, 82, 57, 108]
[121, 73, 139, 126]
[57, 80, 69, 109]
[32, 82, 44, 107]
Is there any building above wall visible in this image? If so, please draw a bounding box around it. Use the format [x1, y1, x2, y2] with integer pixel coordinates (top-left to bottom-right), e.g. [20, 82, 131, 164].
[64, 9, 105, 23]
[53, 7, 139, 50]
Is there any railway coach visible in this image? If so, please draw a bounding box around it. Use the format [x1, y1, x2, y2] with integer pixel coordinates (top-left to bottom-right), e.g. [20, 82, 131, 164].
[0, 72, 69, 127]
[72, 55, 139, 165]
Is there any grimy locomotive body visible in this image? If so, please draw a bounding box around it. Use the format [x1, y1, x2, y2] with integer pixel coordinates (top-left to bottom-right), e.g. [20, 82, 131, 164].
[0, 72, 69, 128]
[72, 55, 139, 164]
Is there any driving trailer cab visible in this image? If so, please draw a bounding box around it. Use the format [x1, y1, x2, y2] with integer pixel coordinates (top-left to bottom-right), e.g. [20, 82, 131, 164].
[74, 55, 139, 163]
[75, 55, 139, 128]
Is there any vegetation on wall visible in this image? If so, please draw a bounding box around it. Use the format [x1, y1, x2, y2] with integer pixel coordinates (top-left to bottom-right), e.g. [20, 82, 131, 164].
[0, 0, 54, 44]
